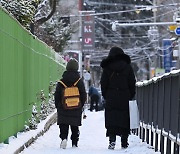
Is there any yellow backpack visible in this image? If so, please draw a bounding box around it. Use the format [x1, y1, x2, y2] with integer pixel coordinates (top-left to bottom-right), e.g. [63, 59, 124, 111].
[59, 78, 81, 109]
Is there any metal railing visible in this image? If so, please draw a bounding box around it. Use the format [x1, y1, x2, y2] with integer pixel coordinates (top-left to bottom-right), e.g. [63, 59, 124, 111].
[135, 71, 180, 154]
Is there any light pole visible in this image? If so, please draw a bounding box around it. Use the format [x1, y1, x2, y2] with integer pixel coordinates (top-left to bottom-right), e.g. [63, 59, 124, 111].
[178, 37, 180, 68]
[148, 26, 159, 78]
[153, 0, 157, 23]
[175, 31, 180, 69]
[174, 7, 180, 69]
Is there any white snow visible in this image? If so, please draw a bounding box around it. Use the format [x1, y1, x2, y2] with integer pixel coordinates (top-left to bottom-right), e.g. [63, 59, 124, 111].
[0, 110, 160, 154]
[136, 69, 180, 87]
[0, 110, 161, 154]
[0, 111, 56, 154]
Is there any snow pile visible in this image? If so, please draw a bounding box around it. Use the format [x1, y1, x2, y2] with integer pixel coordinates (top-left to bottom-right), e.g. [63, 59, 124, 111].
[0, 111, 56, 154]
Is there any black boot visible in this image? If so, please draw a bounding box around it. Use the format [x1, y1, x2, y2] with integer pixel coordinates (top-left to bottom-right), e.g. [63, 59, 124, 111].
[108, 135, 116, 150]
[121, 135, 129, 148]
[108, 141, 115, 150]
[72, 140, 78, 147]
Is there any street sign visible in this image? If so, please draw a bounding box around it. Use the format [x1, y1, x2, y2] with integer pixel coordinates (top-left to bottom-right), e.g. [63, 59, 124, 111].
[163, 39, 172, 73]
[175, 27, 180, 36]
[80, 11, 95, 53]
[168, 25, 177, 32]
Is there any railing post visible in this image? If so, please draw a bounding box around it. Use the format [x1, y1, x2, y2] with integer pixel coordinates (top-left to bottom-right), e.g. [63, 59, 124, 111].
[146, 128, 149, 144]
[139, 125, 142, 139]
[166, 136, 171, 154]
[154, 131, 158, 151]
[174, 141, 179, 154]
[150, 128, 154, 147]
[166, 76, 172, 154]
[142, 126, 145, 142]
[160, 132, 164, 154]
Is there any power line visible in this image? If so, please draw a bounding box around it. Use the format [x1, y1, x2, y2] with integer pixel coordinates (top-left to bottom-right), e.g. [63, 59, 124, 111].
[114, 21, 177, 27]
[124, 33, 170, 53]
[95, 19, 175, 57]
[96, 36, 149, 39]
[95, 18, 170, 45]
[87, 3, 180, 16]
[85, 1, 137, 7]
[85, 0, 179, 9]
[95, 18, 122, 37]
[61, 3, 179, 18]
[95, 9, 177, 23]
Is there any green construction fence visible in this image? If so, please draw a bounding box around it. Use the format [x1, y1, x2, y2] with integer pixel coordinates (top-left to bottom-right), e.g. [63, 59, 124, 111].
[0, 7, 65, 143]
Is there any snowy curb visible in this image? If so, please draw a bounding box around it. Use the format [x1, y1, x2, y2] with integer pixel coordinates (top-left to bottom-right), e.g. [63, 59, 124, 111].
[14, 112, 57, 154]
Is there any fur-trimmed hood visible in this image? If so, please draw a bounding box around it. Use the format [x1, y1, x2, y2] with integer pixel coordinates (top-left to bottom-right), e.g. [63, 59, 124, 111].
[100, 47, 131, 72]
[101, 54, 130, 67]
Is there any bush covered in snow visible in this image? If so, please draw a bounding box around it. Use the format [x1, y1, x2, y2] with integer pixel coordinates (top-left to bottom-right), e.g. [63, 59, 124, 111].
[0, 0, 39, 29]
[24, 81, 56, 131]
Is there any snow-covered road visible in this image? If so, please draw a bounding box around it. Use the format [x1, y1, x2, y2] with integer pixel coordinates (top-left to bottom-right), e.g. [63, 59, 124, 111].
[20, 110, 160, 154]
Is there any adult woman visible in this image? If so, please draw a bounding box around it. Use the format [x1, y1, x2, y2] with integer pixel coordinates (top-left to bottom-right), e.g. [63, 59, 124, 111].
[100, 47, 136, 149]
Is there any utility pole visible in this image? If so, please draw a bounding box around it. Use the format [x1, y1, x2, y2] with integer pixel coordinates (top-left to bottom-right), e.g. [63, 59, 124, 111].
[153, 0, 157, 22]
[174, 6, 180, 69]
[177, 27, 180, 69]
[178, 37, 180, 68]
[178, 8, 180, 69]
[79, 0, 84, 11]
[148, 0, 158, 78]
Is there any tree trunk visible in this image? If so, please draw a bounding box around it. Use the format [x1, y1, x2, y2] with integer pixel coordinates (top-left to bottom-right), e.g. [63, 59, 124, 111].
[35, 0, 57, 26]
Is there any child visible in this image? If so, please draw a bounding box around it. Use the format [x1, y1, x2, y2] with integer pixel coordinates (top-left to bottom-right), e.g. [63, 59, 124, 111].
[55, 58, 87, 149]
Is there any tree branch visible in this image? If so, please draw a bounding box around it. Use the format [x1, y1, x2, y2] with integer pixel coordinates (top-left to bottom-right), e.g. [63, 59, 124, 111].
[35, 0, 57, 26]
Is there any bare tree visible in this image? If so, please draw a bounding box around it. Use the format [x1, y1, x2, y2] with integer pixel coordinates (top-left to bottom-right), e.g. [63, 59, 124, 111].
[34, 0, 73, 52]
[35, 0, 57, 26]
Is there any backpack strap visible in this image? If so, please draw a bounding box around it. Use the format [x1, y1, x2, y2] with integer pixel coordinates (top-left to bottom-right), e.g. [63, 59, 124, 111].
[73, 78, 81, 86]
[59, 80, 67, 88]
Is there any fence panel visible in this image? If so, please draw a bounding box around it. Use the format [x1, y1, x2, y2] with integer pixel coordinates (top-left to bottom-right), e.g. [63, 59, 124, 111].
[0, 8, 2, 141]
[178, 75, 180, 135]
[136, 71, 180, 154]
[170, 75, 179, 136]
[138, 86, 144, 122]
[157, 79, 164, 130]
[152, 82, 158, 127]
[163, 77, 171, 132]
[143, 85, 149, 124]
[148, 84, 153, 125]
[0, 7, 65, 143]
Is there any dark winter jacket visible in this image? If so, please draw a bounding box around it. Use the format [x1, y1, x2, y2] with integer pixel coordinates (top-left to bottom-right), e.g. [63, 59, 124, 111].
[55, 71, 87, 126]
[88, 86, 100, 97]
[100, 48, 136, 130]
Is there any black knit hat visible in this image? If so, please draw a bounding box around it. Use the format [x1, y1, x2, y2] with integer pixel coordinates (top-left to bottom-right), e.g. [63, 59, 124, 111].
[66, 58, 79, 71]
[108, 46, 124, 57]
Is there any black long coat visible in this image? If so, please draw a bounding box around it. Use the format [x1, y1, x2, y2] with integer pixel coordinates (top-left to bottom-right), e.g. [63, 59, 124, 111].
[55, 71, 87, 126]
[100, 54, 136, 135]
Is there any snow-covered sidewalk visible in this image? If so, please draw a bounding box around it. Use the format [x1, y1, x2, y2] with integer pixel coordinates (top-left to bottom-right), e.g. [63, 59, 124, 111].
[19, 110, 160, 154]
